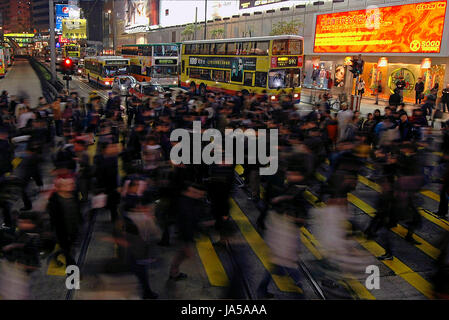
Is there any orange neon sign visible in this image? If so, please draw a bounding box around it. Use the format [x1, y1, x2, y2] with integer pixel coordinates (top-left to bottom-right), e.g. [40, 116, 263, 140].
[314, 1, 447, 53]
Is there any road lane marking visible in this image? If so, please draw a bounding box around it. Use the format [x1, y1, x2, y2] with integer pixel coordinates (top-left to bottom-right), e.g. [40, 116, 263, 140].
[195, 235, 230, 287]
[230, 198, 303, 294]
[300, 226, 375, 300]
[357, 175, 449, 232]
[347, 193, 440, 260]
[303, 190, 434, 299]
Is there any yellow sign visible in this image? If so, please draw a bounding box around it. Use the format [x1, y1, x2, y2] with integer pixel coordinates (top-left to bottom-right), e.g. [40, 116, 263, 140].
[62, 19, 87, 39]
[4, 33, 35, 38]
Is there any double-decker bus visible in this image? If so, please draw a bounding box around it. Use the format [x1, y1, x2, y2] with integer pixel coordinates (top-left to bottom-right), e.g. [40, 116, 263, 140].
[63, 44, 81, 61]
[119, 43, 180, 88]
[0, 47, 5, 78]
[180, 35, 303, 101]
[84, 56, 130, 88]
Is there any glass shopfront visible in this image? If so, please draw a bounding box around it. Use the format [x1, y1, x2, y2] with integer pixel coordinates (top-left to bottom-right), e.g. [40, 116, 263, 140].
[356, 62, 446, 103]
[303, 57, 335, 90]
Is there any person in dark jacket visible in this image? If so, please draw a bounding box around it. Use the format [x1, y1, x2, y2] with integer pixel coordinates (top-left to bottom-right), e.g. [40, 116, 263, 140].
[94, 141, 120, 224]
[395, 76, 406, 102]
[169, 182, 206, 281]
[441, 84, 449, 113]
[398, 113, 413, 141]
[415, 77, 425, 105]
[47, 175, 82, 267]
[389, 88, 401, 109]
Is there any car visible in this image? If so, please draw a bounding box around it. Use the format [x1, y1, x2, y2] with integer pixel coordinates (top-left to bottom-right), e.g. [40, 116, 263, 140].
[112, 75, 137, 96]
[129, 82, 165, 101]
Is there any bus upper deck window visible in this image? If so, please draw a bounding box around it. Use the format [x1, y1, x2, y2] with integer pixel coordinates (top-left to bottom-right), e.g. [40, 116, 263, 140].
[288, 40, 302, 55]
[272, 40, 288, 55]
[255, 41, 269, 55]
[215, 43, 226, 55]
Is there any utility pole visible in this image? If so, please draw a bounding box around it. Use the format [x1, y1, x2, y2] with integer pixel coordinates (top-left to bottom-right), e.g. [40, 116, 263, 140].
[49, 0, 56, 83]
[112, 0, 116, 54]
[204, 0, 207, 40]
[194, 7, 198, 41]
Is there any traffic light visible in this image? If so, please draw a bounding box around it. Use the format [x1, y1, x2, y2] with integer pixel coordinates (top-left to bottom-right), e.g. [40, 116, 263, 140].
[349, 58, 358, 78]
[61, 58, 75, 75]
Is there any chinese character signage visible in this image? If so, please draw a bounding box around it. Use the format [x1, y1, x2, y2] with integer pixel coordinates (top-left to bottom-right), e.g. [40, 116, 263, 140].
[62, 19, 87, 39]
[314, 1, 447, 53]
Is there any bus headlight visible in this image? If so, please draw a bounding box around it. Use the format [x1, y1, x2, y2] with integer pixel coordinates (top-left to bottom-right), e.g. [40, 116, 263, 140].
[294, 93, 299, 98]
[173, 80, 177, 84]
[271, 95, 276, 100]
[105, 81, 110, 86]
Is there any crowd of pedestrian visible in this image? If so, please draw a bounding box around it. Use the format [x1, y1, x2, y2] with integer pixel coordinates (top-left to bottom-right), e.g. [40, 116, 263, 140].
[0, 83, 448, 299]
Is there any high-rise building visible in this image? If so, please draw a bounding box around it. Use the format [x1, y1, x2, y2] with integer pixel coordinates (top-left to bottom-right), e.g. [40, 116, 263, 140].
[80, 0, 104, 42]
[0, 0, 32, 33]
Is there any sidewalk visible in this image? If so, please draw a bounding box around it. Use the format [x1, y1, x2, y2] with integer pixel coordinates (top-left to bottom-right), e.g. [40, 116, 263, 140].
[301, 91, 449, 126]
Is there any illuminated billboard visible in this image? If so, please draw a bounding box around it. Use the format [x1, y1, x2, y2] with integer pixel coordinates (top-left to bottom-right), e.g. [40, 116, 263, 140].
[125, 0, 159, 33]
[314, 1, 447, 54]
[56, 4, 80, 33]
[62, 19, 87, 39]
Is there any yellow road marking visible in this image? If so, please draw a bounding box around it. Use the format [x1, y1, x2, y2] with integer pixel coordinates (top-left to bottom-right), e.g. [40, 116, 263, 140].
[239, 167, 375, 299]
[357, 175, 449, 232]
[347, 193, 440, 260]
[12, 157, 21, 169]
[303, 190, 434, 299]
[300, 226, 375, 299]
[47, 245, 67, 276]
[195, 234, 230, 287]
[230, 199, 302, 293]
[420, 189, 440, 202]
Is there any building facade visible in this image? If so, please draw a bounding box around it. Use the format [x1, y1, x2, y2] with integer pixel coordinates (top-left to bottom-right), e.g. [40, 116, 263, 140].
[115, 0, 449, 103]
[0, 0, 32, 33]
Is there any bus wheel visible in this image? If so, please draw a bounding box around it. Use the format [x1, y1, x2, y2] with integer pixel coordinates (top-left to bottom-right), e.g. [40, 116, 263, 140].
[199, 84, 207, 96]
[190, 82, 196, 94]
[241, 89, 249, 96]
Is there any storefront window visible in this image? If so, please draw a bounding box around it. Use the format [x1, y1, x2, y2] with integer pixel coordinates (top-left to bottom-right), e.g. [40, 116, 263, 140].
[303, 60, 334, 90]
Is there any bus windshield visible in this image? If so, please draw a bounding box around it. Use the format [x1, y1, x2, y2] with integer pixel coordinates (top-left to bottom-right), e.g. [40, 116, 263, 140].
[152, 65, 178, 77]
[268, 69, 300, 89]
[103, 65, 129, 77]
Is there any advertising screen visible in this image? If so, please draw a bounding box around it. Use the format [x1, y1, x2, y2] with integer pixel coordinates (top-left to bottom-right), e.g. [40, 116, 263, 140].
[314, 1, 447, 54]
[125, 0, 159, 33]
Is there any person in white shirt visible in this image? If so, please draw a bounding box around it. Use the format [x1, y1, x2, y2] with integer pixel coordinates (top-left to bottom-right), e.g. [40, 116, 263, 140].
[337, 103, 354, 142]
[17, 106, 35, 130]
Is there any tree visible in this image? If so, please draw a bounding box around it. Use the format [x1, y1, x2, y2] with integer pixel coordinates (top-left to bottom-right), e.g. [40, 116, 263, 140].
[211, 28, 224, 39]
[270, 20, 303, 36]
[181, 24, 203, 41]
